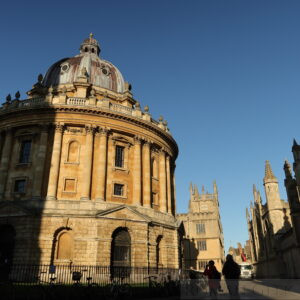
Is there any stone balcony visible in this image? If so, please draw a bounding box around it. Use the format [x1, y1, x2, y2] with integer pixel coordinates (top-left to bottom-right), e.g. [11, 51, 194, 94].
[0, 95, 171, 134]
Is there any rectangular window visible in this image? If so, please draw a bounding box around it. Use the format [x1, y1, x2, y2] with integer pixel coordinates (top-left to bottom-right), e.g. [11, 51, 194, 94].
[115, 146, 124, 168]
[197, 240, 207, 251]
[19, 140, 31, 163]
[198, 260, 209, 270]
[114, 184, 124, 196]
[196, 223, 205, 234]
[14, 179, 26, 193]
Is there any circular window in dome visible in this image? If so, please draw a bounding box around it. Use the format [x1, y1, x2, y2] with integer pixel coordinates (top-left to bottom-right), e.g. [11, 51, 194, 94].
[61, 63, 70, 73]
[101, 66, 110, 76]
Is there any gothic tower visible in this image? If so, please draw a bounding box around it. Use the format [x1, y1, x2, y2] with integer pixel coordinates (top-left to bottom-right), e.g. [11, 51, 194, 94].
[263, 160, 284, 234]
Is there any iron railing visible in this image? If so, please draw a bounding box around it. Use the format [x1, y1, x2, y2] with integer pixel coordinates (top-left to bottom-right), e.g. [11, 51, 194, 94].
[2, 264, 182, 286]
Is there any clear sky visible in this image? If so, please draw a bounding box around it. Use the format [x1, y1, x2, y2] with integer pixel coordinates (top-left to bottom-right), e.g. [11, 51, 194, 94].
[1, 0, 300, 252]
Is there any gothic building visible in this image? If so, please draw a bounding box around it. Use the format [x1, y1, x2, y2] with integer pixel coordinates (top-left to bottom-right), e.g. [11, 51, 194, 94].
[247, 152, 300, 278]
[0, 35, 180, 271]
[177, 182, 225, 272]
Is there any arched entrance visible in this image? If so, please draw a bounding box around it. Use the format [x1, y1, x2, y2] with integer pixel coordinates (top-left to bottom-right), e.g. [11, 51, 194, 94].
[111, 228, 131, 278]
[0, 225, 16, 281]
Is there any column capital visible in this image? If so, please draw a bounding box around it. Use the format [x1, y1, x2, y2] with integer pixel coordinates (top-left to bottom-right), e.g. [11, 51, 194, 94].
[159, 147, 167, 155]
[143, 139, 152, 146]
[98, 127, 110, 136]
[54, 123, 65, 133]
[85, 125, 95, 135]
[134, 135, 143, 145]
[3, 127, 12, 134]
[39, 123, 50, 133]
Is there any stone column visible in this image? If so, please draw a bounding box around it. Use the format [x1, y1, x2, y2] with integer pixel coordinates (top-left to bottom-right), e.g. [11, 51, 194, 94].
[142, 141, 151, 208]
[172, 164, 177, 215]
[32, 125, 49, 199]
[0, 128, 13, 199]
[81, 125, 94, 200]
[133, 136, 142, 205]
[166, 155, 172, 214]
[46, 124, 64, 200]
[159, 149, 167, 213]
[95, 127, 108, 201]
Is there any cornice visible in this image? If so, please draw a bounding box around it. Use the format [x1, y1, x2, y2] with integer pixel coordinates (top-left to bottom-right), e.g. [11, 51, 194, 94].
[0, 104, 179, 158]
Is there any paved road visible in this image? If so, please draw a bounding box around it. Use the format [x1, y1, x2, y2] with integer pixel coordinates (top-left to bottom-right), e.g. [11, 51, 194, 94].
[179, 279, 300, 299]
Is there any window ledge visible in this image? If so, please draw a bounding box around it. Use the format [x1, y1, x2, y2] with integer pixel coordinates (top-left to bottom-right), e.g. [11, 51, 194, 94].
[62, 191, 77, 194]
[113, 167, 129, 174]
[16, 163, 31, 167]
[112, 194, 127, 199]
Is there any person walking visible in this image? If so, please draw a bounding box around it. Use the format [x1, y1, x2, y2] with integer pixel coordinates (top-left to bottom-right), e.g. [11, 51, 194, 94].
[222, 254, 241, 299]
[204, 260, 221, 299]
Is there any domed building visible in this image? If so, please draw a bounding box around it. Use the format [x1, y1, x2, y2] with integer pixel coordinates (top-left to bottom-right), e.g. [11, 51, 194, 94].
[0, 34, 179, 270]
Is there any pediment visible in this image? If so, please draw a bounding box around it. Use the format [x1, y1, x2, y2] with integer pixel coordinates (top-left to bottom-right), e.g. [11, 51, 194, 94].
[0, 202, 33, 217]
[96, 205, 150, 223]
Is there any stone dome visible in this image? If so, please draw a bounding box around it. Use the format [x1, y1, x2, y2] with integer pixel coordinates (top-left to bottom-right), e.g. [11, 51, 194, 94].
[42, 34, 126, 93]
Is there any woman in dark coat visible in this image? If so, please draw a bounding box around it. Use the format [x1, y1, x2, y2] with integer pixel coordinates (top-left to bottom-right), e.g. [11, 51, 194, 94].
[222, 254, 241, 299]
[204, 260, 220, 299]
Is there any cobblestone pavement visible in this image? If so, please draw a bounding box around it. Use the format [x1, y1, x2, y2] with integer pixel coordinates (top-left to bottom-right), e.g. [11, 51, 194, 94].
[178, 279, 300, 300]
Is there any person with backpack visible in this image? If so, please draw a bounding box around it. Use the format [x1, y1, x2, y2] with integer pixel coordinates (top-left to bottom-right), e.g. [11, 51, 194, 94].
[204, 260, 221, 299]
[222, 254, 241, 299]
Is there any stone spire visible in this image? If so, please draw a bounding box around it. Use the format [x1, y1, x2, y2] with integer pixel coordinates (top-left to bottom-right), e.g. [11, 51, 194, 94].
[264, 160, 278, 183]
[213, 180, 218, 195]
[246, 207, 250, 222]
[253, 184, 257, 198]
[284, 159, 293, 179]
[194, 185, 200, 197]
[189, 182, 194, 195]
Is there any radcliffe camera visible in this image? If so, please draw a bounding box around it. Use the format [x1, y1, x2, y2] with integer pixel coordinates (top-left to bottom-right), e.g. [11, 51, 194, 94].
[0, 1, 300, 300]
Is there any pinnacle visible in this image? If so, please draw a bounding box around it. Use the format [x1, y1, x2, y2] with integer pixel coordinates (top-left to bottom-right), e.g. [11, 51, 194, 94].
[293, 138, 298, 147]
[264, 160, 277, 182]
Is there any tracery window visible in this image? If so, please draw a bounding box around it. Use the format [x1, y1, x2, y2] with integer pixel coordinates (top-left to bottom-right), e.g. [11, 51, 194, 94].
[197, 240, 207, 251]
[196, 223, 205, 234]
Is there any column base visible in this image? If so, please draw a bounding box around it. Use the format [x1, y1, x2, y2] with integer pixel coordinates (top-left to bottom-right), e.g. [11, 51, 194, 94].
[95, 197, 105, 202]
[80, 197, 90, 201]
[46, 196, 57, 201]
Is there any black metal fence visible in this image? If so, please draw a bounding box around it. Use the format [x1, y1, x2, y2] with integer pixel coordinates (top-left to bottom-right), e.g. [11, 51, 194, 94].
[2, 264, 182, 286]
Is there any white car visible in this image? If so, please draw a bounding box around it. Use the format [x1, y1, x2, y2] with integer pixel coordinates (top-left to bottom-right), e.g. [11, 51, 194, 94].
[239, 262, 253, 280]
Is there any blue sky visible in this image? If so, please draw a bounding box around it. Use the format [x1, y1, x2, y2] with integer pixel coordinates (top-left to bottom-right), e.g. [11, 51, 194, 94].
[1, 0, 300, 252]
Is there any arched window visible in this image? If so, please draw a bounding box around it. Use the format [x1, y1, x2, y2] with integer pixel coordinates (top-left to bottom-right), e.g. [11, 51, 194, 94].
[67, 141, 80, 163]
[0, 225, 15, 266]
[156, 235, 163, 269]
[111, 228, 131, 267]
[56, 231, 73, 260]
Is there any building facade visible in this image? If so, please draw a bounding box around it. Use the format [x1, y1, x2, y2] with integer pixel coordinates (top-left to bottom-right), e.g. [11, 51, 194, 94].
[247, 154, 300, 278]
[177, 182, 225, 272]
[0, 35, 180, 269]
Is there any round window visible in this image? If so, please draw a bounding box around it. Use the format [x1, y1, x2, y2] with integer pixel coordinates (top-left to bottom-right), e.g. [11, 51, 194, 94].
[102, 67, 110, 76]
[61, 63, 69, 72]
